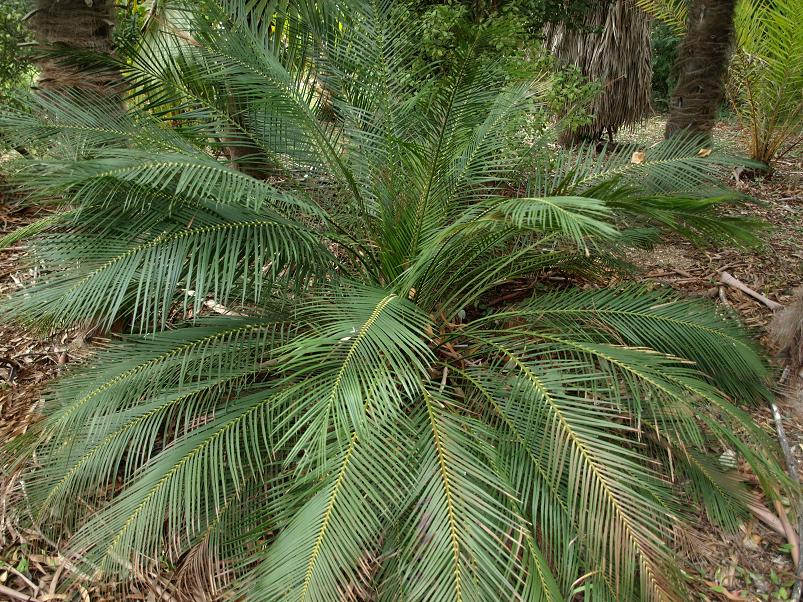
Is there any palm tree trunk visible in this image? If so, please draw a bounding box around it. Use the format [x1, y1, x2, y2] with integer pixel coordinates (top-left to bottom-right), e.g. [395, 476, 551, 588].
[664, 0, 737, 138]
[544, 0, 652, 145]
[30, 0, 120, 94]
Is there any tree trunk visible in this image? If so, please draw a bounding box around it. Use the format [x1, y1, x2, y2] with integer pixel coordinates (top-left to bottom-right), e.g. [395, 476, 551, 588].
[30, 0, 120, 94]
[664, 0, 737, 138]
[544, 0, 652, 146]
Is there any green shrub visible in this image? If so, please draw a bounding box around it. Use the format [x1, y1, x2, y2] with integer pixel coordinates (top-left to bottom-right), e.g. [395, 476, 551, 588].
[0, 1, 784, 599]
[0, 0, 34, 95]
[650, 20, 680, 110]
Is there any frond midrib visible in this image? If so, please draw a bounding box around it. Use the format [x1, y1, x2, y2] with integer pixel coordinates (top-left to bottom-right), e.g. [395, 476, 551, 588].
[299, 433, 358, 601]
[423, 389, 463, 601]
[476, 337, 671, 602]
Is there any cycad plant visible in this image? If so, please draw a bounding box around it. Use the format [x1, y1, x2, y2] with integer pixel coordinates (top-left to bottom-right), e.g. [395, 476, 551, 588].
[728, 0, 803, 166]
[0, 1, 785, 600]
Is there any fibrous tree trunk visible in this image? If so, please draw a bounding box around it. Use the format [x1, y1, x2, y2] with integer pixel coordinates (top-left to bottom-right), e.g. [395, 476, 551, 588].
[545, 0, 652, 145]
[664, 0, 737, 138]
[30, 0, 120, 94]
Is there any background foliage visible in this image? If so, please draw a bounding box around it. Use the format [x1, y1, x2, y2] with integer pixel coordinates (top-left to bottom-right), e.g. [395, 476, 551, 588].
[0, 0, 33, 95]
[650, 19, 680, 110]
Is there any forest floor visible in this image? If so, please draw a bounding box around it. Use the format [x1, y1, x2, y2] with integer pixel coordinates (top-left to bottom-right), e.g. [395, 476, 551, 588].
[0, 115, 802, 601]
[618, 117, 803, 601]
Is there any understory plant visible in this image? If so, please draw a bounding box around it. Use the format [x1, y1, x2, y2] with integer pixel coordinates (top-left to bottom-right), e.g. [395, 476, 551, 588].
[728, 0, 803, 167]
[0, 1, 786, 600]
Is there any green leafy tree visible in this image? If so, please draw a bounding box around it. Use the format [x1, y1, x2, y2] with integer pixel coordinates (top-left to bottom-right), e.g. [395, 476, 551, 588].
[0, 1, 786, 600]
[650, 20, 681, 110]
[0, 0, 34, 95]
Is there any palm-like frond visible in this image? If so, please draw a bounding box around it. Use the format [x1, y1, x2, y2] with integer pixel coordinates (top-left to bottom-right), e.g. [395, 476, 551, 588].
[729, 0, 803, 164]
[510, 286, 769, 401]
[461, 336, 682, 601]
[7, 205, 330, 329]
[538, 134, 744, 196]
[20, 319, 287, 514]
[1, 0, 785, 600]
[376, 393, 530, 602]
[634, 0, 688, 36]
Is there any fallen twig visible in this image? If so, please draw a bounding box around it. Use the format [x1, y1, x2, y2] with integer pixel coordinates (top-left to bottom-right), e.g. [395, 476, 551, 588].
[773, 367, 803, 601]
[748, 500, 789, 538]
[0, 583, 40, 601]
[719, 271, 784, 311]
[3, 564, 39, 598]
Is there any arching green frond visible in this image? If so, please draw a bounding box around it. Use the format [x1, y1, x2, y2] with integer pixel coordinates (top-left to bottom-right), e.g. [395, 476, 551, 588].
[245, 416, 417, 602]
[509, 286, 770, 401]
[0, 89, 195, 154]
[12, 150, 320, 216]
[634, 0, 688, 36]
[409, 244, 589, 317]
[606, 193, 763, 247]
[32, 318, 287, 435]
[64, 388, 286, 576]
[270, 285, 434, 474]
[382, 394, 528, 602]
[0, 209, 77, 251]
[460, 339, 682, 602]
[476, 195, 618, 247]
[9, 214, 331, 329]
[537, 133, 753, 197]
[30, 377, 252, 530]
[454, 365, 576, 600]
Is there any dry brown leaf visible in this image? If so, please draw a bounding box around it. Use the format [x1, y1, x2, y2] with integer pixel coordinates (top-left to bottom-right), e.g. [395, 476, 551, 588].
[630, 150, 646, 164]
[698, 147, 713, 157]
[704, 581, 748, 601]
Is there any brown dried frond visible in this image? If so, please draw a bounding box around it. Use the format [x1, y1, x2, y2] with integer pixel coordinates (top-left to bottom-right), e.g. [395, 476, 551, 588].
[772, 287, 803, 376]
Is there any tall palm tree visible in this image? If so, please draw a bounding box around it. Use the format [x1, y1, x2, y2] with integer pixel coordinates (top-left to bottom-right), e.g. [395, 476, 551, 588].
[665, 0, 738, 137]
[0, 1, 785, 599]
[29, 0, 119, 93]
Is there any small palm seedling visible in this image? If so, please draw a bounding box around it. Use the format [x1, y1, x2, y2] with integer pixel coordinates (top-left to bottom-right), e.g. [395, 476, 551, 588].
[0, 1, 785, 600]
[729, 0, 803, 167]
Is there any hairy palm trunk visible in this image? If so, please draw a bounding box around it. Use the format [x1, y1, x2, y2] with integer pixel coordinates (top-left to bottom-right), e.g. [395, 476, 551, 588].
[665, 0, 737, 137]
[30, 0, 119, 94]
[545, 0, 652, 144]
